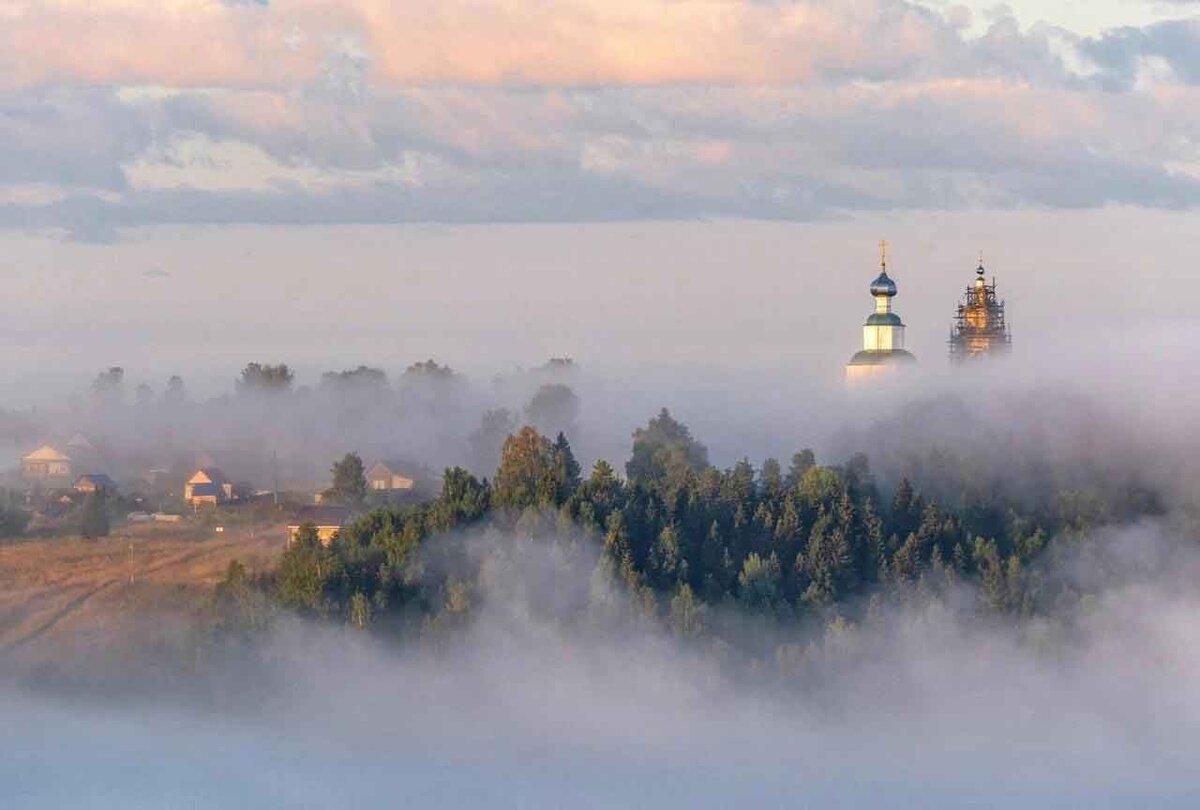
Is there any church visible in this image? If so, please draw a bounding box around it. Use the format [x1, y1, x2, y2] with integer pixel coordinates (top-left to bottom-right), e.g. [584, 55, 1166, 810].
[845, 245, 1014, 381]
[948, 257, 1011, 360]
[844, 242, 917, 382]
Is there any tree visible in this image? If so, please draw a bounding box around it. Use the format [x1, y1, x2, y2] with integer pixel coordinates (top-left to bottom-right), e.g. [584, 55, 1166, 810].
[493, 427, 560, 510]
[399, 359, 462, 414]
[889, 478, 923, 542]
[92, 366, 125, 396]
[320, 366, 388, 391]
[799, 510, 853, 605]
[535, 357, 576, 374]
[552, 432, 581, 501]
[402, 359, 456, 381]
[0, 490, 30, 538]
[212, 559, 273, 638]
[669, 582, 704, 638]
[349, 592, 372, 629]
[469, 409, 517, 475]
[785, 449, 816, 488]
[649, 524, 682, 585]
[80, 491, 110, 539]
[438, 467, 491, 526]
[760, 458, 783, 498]
[237, 362, 294, 395]
[163, 374, 187, 405]
[276, 525, 336, 613]
[626, 408, 709, 491]
[327, 453, 368, 505]
[525, 384, 580, 437]
[738, 552, 782, 611]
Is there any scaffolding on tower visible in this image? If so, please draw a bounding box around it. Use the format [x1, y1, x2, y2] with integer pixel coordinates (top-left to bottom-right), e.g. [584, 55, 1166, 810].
[948, 263, 1011, 361]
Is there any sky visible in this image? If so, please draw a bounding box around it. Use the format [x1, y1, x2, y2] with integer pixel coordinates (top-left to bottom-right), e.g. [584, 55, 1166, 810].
[0, 0, 1197, 400]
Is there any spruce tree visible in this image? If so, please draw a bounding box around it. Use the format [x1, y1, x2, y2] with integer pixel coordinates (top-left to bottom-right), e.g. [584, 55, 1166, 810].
[80, 491, 110, 539]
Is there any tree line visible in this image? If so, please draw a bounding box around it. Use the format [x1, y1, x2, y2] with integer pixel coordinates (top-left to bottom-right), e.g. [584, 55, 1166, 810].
[231, 406, 1164, 655]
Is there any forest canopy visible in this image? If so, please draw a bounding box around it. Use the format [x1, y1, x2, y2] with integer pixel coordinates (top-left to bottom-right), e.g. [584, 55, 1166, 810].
[258, 405, 1168, 664]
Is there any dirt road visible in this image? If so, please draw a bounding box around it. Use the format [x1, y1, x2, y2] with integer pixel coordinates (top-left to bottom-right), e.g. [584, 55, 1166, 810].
[0, 523, 284, 671]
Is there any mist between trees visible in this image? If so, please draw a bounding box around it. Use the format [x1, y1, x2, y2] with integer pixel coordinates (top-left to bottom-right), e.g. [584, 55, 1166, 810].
[197, 352, 1200, 686]
[8, 344, 1200, 807]
[0, 358, 586, 500]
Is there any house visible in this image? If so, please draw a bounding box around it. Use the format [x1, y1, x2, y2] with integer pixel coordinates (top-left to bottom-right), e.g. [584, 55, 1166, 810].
[287, 505, 352, 546]
[22, 445, 72, 485]
[74, 474, 117, 495]
[184, 467, 234, 506]
[366, 460, 418, 493]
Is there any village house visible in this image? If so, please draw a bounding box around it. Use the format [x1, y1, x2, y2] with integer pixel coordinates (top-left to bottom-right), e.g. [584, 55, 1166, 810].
[287, 505, 352, 546]
[366, 460, 418, 493]
[22, 445, 72, 486]
[74, 474, 117, 495]
[183, 467, 234, 507]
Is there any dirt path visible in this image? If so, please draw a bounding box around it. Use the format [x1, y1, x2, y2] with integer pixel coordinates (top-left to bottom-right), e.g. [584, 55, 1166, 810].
[0, 523, 284, 666]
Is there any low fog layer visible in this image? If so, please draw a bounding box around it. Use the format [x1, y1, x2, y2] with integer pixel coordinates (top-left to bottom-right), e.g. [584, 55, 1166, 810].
[5, 519, 1200, 808]
[6, 339, 1200, 807]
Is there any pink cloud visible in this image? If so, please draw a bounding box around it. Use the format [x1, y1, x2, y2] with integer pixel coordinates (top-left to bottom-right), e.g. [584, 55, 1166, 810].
[0, 0, 961, 89]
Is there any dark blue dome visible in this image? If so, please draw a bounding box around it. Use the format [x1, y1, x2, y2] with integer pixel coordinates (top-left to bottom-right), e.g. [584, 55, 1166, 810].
[870, 271, 897, 297]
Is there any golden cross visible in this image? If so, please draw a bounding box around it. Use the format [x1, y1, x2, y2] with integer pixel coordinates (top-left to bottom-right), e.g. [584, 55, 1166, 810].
[978, 249, 984, 267]
[879, 239, 888, 269]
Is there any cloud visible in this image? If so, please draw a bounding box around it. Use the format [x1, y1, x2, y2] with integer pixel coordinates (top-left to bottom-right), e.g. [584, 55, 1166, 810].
[0, 2, 1195, 232]
[1081, 18, 1200, 89]
[0, 1, 970, 90]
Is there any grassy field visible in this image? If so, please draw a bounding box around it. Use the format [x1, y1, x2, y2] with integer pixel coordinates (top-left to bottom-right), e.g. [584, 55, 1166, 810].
[0, 521, 284, 675]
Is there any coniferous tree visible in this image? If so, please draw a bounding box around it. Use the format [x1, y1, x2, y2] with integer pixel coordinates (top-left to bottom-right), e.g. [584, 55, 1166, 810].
[553, 432, 582, 501]
[626, 408, 709, 491]
[80, 491, 110, 539]
[669, 583, 704, 638]
[738, 552, 782, 612]
[785, 449, 817, 488]
[760, 458, 783, 499]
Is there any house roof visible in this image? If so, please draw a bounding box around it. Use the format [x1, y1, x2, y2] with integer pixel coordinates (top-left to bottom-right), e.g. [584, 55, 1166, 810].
[189, 467, 229, 485]
[24, 445, 70, 462]
[290, 505, 352, 527]
[368, 459, 428, 478]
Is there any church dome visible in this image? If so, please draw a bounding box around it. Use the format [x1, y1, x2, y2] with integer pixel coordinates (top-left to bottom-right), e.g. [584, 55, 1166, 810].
[870, 271, 897, 297]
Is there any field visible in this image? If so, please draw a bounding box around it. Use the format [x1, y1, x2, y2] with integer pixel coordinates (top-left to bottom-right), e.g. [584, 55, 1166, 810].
[0, 521, 284, 676]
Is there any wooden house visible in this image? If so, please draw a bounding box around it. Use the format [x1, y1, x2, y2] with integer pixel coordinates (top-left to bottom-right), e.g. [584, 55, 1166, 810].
[22, 445, 72, 485]
[287, 505, 352, 546]
[184, 467, 234, 506]
[74, 474, 117, 495]
[366, 460, 418, 493]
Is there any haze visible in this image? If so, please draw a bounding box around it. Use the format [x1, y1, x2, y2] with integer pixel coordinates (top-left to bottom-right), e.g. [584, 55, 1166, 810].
[3, 0, 1200, 807]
